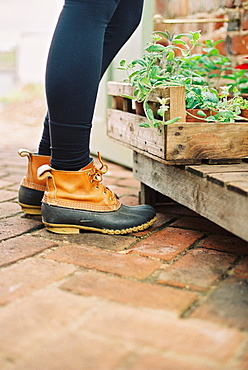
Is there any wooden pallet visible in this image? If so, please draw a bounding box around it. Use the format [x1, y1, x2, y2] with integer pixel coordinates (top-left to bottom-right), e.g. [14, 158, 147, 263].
[134, 152, 248, 242]
[107, 81, 248, 165]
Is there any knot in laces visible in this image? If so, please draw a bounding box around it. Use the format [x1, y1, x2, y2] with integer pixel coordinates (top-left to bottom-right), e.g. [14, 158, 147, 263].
[92, 151, 108, 183]
[88, 152, 115, 199]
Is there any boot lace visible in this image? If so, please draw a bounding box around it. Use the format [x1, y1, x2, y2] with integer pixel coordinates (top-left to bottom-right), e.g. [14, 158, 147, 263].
[89, 152, 115, 199]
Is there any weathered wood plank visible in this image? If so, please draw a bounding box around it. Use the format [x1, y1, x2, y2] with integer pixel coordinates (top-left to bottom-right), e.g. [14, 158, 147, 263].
[186, 162, 248, 178]
[107, 109, 165, 158]
[133, 152, 248, 242]
[165, 122, 248, 161]
[207, 172, 248, 188]
[227, 181, 248, 196]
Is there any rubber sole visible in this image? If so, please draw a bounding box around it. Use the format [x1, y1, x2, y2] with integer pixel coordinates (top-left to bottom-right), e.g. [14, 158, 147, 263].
[19, 202, 42, 215]
[43, 216, 157, 235]
[18, 185, 44, 215]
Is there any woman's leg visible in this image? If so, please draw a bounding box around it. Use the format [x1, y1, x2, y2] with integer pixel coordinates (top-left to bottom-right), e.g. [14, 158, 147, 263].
[38, 0, 144, 160]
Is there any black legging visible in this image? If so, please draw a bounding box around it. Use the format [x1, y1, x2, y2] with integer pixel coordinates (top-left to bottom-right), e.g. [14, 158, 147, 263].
[38, 0, 144, 170]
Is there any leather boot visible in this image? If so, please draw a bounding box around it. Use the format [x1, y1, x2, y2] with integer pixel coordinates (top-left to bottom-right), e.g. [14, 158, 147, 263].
[38, 153, 156, 234]
[18, 149, 51, 215]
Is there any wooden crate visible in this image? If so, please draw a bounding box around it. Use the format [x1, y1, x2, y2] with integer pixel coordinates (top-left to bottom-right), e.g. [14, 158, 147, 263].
[107, 81, 248, 165]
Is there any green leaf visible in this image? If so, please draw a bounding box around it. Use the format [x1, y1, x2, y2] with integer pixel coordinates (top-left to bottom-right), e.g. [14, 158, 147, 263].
[196, 110, 207, 118]
[119, 59, 126, 67]
[134, 59, 147, 67]
[146, 108, 155, 122]
[193, 31, 201, 42]
[167, 50, 175, 62]
[155, 31, 171, 40]
[139, 123, 151, 128]
[163, 117, 181, 125]
[150, 65, 160, 79]
[145, 44, 166, 53]
[128, 71, 140, 80]
[173, 40, 187, 46]
[120, 94, 135, 100]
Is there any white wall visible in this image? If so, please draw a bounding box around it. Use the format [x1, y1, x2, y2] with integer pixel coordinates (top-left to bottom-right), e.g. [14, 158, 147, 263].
[0, 0, 63, 83]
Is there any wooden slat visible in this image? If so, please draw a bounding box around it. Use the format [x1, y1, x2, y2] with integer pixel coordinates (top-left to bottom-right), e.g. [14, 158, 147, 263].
[227, 181, 248, 196]
[166, 122, 248, 161]
[133, 152, 248, 242]
[204, 158, 242, 165]
[186, 163, 248, 178]
[207, 172, 248, 187]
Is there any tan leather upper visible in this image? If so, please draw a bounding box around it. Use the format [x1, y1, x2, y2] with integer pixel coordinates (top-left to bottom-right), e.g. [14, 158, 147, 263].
[38, 156, 121, 212]
[19, 149, 51, 191]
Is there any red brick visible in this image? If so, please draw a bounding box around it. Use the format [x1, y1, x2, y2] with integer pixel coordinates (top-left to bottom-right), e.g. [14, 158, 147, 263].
[242, 9, 248, 30]
[0, 286, 245, 365]
[129, 352, 222, 370]
[105, 165, 133, 180]
[167, 0, 189, 17]
[109, 185, 134, 197]
[44, 244, 161, 279]
[233, 256, 248, 278]
[35, 228, 136, 251]
[0, 287, 104, 358]
[131, 227, 204, 261]
[0, 189, 17, 202]
[191, 277, 248, 330]
[0, 178, 14, 188]
[0, 258, 76, 305]
[240, 352, 248, 370]
[119, 195, 139, 206]
[0, 235, 58, 267]
[171, 216, 231, 235]
[0, 202, 21, 218]
[131, 212, 176, 237]
[17, 328, 132, 370]
[60, 270, 198, 313]
[157, 248, 236, 291]
[82, 300, 245, 363]
[200, 234, 248, 255]
[115, 177, 140, 189]
[229, 35, 248, 55]
[0, 215, 42, 241]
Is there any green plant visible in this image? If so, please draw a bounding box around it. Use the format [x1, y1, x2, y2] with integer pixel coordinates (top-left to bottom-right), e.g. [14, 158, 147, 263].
[118, 30, 248, 128]
[233, 95, 248, 109]
[195, 86, 248, 123]
[180, 39, 231, 89]
[119, 30, 217, 128]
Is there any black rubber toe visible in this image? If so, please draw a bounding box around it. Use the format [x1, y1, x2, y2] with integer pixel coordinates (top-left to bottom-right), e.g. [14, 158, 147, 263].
[18, 185, 44, 207]
[41, 202, 156, 234]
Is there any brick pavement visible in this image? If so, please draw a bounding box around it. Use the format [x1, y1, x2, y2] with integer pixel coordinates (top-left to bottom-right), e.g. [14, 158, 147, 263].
[0, 91, 248, 369]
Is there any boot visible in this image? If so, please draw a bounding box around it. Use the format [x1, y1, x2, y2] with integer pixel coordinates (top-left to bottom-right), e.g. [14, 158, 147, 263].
[18, 149, 51, 215]
[38, 152, 156, 234]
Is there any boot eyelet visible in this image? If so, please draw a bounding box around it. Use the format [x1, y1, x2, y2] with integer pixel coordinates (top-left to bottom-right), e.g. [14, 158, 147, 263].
[91, 179, 94, 183]
[95, 186, 99, 190]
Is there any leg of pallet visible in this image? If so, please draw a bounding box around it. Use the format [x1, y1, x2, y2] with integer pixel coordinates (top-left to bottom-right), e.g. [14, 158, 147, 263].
[139, 183, 157, 206]
[139, 183, 173, 206]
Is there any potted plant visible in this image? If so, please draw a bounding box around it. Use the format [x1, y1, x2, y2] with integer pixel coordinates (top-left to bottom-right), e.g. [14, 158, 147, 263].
[118, 30, 248, 127]
[107, 30, 248, 165]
